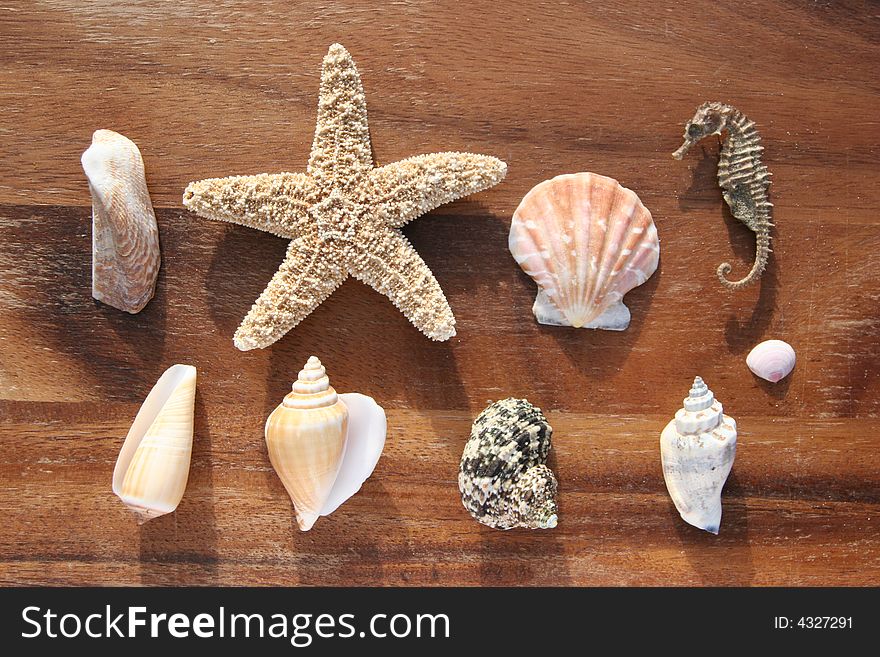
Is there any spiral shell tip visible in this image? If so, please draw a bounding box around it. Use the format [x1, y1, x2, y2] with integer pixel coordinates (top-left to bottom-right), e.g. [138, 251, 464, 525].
[689, 376, 709, 398]
[288, 356, 334, 402]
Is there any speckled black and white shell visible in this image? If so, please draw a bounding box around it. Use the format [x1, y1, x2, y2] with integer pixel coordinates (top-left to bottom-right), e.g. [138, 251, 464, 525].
[458, 398, 558, 530]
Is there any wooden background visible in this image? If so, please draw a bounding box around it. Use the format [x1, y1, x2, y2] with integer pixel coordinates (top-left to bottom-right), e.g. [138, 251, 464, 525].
[1, 0, 878, 586]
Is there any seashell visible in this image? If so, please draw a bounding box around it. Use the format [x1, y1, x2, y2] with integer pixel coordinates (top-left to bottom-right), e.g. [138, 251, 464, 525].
[265, 356, 386, 531]
[81, 129, 160, 313]
[660, 377, 737, 534]
[509, 172, 659, 330]
[459, 398, 558, 530]
[113, 364, 197, 523]
[746, 339, 795, 383]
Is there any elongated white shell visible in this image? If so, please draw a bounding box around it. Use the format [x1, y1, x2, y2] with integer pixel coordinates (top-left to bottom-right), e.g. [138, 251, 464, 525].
[509, 172, 659, 330]
[265, 357, 386, 531]
[660, 377, 737, 534]
[747, 339, 795, 383]
[81, 129, 160, 313]
[112, 364, 197, 523]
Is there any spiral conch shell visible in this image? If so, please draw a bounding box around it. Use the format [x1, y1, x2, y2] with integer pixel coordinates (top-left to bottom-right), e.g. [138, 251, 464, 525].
[459, 398, 558, 530]
[509, 173, 659, 330]
[113, 364, 197, 523]
[660, 377, 737, 534]
[81, 129, 160, 313]
[265, 356, 386, 531]
[747, 339, 795, 383]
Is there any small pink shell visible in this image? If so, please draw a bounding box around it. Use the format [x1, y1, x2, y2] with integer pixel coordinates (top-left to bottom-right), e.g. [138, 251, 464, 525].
[746, 340, 796, 383]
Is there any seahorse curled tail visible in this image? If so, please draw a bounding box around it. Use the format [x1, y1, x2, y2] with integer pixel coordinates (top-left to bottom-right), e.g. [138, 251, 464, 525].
[717, 228, 771, 290]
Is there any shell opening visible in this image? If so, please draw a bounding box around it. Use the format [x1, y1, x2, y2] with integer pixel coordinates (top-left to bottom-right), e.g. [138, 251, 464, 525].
[112, 364, 197, 496]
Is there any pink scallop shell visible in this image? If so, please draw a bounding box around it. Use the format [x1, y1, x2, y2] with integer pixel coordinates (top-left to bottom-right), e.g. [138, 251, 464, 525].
[509, 173, 659, 330]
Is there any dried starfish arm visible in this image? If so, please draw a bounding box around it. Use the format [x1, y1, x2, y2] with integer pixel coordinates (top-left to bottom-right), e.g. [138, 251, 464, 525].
[233, 236, 348, 350]
[370, 153, 508, 228]
[350, 230, 456, 340]
[182, 173, 316, 239]
[307, 43, 373, 181]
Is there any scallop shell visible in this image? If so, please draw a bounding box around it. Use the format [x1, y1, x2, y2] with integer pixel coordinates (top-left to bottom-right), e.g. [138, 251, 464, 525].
[81, 129, 160, 313]
[747, 339, 795, 383]
[660, 377, 737, 534]
[509, 172, 659, 330]
[112, 364, 197, 523]
[458, 398, 558, 530]
[265, 356, 386, 531]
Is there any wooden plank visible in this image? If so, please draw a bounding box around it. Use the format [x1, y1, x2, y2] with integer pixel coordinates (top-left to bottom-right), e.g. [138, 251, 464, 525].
[1, 0, 878, 585]
[1, 403, 878, 585]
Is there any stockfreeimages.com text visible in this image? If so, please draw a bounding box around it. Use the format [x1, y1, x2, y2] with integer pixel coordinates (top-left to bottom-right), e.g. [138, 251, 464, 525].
[22, 606, 450, 646]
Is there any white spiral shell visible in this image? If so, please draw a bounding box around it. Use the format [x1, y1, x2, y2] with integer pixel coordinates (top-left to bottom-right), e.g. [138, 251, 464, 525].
[660, 377, 737, 534]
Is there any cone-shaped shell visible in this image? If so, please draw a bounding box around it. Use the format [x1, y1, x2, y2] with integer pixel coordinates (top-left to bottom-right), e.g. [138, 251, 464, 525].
[509, 172, 659, 330]
[113, 364, 197, 523]
[747, 339, 795, 383]
[266, 356, 349, 531]
[81, 130, 160, 313]
[660, 377, 737, 534]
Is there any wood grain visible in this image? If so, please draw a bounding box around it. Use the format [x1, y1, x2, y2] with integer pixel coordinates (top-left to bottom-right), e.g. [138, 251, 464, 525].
[1, 0, 878, 586]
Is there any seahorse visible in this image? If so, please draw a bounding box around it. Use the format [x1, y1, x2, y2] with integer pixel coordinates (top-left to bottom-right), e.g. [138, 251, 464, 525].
[673, 102, 773, 290]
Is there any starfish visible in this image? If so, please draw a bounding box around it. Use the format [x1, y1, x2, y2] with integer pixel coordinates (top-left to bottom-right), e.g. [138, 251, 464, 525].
[183, 44, 507, 350]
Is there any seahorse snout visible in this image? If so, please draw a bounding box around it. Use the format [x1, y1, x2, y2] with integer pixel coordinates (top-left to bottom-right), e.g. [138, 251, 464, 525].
[672, 140, 693, 160]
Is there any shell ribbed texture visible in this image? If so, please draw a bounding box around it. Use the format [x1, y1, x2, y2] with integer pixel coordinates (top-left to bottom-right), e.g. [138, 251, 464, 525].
[509, 172, 659, 328]
[675, 376, 724, 436]
[284, 356, 338, 409]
